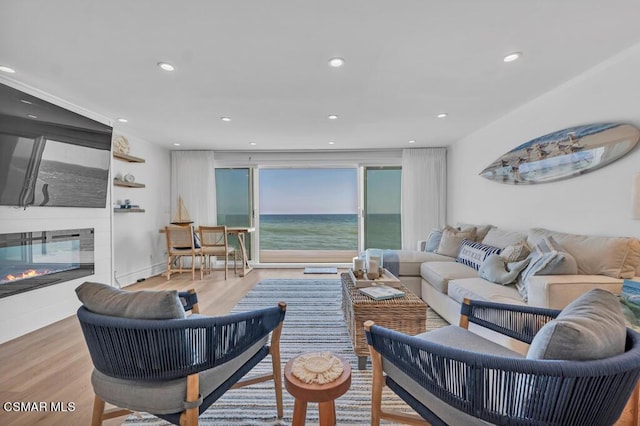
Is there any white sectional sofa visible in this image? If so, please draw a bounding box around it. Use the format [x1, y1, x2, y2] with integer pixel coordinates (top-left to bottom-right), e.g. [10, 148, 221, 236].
[395, 225, 640, 330]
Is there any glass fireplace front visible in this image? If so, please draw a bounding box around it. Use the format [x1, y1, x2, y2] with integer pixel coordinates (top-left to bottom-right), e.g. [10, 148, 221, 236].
[0, 228, 94, 298]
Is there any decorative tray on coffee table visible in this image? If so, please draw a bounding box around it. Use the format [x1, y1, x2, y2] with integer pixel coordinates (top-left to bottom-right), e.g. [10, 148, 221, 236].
[348, 268, 402, 288]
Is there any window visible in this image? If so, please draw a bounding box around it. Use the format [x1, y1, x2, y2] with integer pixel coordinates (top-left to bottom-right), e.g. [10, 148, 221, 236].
[364, 167, 401, 250]
[259, 168, 358, 262]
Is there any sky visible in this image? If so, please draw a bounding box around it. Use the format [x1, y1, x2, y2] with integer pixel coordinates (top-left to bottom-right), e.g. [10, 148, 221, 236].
[260, 169, 358, 214]
[216, 168, 402, 215]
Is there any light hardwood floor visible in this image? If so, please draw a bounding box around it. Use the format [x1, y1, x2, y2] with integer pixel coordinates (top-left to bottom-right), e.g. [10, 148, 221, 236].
[1, 268, 637, 425]
[0, 268, 338, 426]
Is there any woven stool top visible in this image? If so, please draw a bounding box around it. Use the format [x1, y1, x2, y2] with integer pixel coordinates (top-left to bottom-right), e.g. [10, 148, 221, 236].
[291, 352, 344, 384]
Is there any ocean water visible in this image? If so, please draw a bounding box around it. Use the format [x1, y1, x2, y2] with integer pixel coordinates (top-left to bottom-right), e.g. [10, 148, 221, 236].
[259, 214, 401, 250]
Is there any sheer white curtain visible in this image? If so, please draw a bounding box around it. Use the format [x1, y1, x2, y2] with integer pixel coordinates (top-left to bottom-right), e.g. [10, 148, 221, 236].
[170, 151, 217, 226]
[401, 148, 446, 250]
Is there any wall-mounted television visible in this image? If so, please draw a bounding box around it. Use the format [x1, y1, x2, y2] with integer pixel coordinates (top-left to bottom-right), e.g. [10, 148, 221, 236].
[0, 82, 112, 208]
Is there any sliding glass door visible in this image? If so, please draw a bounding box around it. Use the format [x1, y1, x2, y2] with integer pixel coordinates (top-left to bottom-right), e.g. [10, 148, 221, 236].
[214, 165, 402, 263]
[364, 167, 401, 250]
[215, 168, 253, 258]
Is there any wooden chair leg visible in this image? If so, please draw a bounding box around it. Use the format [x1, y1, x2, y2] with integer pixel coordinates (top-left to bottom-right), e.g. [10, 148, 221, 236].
[92, 395, 105, 426]
[366, 321, 383, 426]
[180, 374, 200, 426]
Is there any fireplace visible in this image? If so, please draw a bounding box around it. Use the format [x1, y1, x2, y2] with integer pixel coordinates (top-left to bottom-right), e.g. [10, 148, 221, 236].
[0, 228, 94, 298]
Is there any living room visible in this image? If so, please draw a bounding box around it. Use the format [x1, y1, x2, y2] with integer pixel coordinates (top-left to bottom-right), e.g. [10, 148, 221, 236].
[2, 2, 640, 425]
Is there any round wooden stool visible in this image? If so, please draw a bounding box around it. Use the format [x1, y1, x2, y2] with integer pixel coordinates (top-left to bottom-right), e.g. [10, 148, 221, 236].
[284, 353, 352, 426]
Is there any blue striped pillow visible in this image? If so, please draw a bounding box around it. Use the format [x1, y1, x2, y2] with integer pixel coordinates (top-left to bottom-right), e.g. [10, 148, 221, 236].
[456, 239, 502, 271]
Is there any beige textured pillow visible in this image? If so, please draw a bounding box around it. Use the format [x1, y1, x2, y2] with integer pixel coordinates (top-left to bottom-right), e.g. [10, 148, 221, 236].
[456, 223, 494, 242]
[500, 242, 531, 262]
[436, 226, 476, 257]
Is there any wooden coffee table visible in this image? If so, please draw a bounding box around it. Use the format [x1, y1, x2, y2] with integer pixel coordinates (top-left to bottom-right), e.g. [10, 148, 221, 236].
[340, 272, 427, 369]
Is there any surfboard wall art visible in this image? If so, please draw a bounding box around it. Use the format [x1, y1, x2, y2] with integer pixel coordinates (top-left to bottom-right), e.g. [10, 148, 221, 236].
[479, 123, 640, 184]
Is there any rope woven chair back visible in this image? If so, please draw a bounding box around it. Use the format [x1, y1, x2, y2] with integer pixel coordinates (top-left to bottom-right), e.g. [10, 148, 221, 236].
[166, 225, 195, 250]
[199, 226, 228, 248]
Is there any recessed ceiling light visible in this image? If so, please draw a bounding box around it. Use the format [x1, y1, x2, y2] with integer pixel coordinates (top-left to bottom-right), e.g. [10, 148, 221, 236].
[437, 113, 448, 119]
[117, 118, 128, 123]
[328, 57, 345, 68]
[221, 117, 231, 122]
[249, 142, 257, 146]
[328, 141, 335, 145]
[27, 114, 37, 119]
[157, 62, 175, 71]
[409, 140, 416, 144]
[0, 65, 16, 73]
[328, 114, 339, 120]
[503, 52, 522, 63]
[173, 143, 181, 146]
[20, 99, 33, 105]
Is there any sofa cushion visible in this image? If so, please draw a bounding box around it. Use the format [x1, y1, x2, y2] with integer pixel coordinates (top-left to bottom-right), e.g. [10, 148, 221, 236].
[436, 226, 476, 257]
[479, 254, 530, 285]
[528, 228, 640, 279]
[421, 261, 478, 294]
[527, 289, 626, 360]
[455, 239, 502, 271]
[76, 282, 186, 320]
[394, 250, 455, 276]
[481, 228, 527, 249]
[527, 274, 623, 310]
[448, 277, 525, 306]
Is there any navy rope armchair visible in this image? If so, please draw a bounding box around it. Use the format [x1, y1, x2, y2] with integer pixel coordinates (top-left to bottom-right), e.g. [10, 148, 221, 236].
[78, 289, 286, 426]
[365, 298, 640, 426]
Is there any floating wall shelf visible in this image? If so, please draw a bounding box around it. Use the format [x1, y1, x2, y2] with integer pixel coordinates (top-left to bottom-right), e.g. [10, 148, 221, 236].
[113, 152, 145, 163]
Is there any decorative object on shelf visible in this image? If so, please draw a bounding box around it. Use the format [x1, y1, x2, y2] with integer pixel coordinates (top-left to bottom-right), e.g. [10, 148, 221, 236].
[171, 196, 193, 225]
[480, 123, 640, 184]
[113, 135, 130, 155]
[123, 173, 135, 183]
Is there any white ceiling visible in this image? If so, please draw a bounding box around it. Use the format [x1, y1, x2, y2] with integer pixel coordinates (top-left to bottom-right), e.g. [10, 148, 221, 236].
[2, 0, 640, 151]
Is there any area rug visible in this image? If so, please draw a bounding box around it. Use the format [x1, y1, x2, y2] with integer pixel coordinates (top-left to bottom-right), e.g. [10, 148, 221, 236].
[123, 279, 448, 425]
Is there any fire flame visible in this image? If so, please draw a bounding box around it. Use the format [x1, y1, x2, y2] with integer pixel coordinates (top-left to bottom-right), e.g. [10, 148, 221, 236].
[5, 269, 46, 281]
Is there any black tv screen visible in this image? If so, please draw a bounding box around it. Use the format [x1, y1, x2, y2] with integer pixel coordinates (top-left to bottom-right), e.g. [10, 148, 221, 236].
[0, 82, 112, 208]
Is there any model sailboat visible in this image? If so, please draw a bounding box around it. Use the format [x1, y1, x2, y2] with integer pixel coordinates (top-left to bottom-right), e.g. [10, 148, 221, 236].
[171, 196, 193, 225]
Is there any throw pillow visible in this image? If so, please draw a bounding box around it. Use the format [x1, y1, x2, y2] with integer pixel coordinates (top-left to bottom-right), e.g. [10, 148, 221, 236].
[424, 228, 443, 252]
[75, 282, 186, 319]
[456, 239, 502, 271]
[479, 254, 531, 285]
[527, 289, 627, 360]
[537, 249, 578, 275]
[516, 236, 566, 302]
[500, 242, 531, 263]
[456, 223, 495, 242]
[435, 226, 476, 258]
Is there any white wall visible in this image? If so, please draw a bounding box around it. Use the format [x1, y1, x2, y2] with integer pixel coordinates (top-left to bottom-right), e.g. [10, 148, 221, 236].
[449, 41, 640, 241]
[112, 132, 171, 286]
[0, 78, 170, 344]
